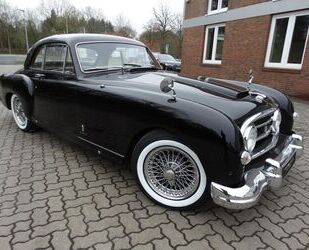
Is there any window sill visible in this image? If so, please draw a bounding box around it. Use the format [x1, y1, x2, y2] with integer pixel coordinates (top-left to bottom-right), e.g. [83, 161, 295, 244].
[262, 67, 302, 74]
[206, 8, 228, 16]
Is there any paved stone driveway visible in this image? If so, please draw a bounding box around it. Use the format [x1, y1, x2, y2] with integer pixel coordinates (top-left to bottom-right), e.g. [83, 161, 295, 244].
[0, 100, 308, 250]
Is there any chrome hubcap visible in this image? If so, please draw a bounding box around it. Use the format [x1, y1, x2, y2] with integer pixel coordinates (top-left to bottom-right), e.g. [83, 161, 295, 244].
[12, 96, 27, 127]
[144, 146, 200, 200]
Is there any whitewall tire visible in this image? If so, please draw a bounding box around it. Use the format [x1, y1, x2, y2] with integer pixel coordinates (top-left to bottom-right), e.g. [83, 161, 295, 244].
[10, 94, 37, 132]
[132, 131, 208, 209]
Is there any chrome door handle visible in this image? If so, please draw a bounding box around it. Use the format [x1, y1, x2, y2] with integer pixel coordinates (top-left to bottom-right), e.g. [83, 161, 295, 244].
[34, 73, 45, 78]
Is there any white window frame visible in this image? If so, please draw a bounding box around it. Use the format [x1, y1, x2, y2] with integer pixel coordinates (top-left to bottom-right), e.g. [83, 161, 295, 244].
[203, 23, 225, 64]
[208, 0, 228, 15]
[265, 10, 309, 70]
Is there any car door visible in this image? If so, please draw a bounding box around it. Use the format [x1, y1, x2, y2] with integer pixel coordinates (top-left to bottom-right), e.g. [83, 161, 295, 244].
[26, 43, 78, 136]
[74, 45, 129, 159]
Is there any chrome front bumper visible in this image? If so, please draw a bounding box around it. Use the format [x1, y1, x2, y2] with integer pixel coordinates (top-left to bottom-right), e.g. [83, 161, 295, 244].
[211, 134, 303, 210]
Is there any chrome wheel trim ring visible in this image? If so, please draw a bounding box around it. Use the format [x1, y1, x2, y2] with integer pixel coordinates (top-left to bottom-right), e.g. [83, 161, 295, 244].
[11, 94, 28, 130]
[137, 140, 207, 207]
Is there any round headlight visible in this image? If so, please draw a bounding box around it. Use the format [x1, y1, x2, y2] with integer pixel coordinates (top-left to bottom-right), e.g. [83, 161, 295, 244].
[272, 110, 282, 133]
[243, 125, 258, 152]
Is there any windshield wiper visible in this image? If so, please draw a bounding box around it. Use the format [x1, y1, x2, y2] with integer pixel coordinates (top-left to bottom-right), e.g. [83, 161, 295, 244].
[84, 65, 159, 74]
[123, 63, 142, 67]
[125, 65, 159, 72]
[84, 66, 124, 72]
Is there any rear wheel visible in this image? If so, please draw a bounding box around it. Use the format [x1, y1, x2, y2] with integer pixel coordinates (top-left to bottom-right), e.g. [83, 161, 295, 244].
[131, 131, 209, 209]
[11, 94, 37, 132]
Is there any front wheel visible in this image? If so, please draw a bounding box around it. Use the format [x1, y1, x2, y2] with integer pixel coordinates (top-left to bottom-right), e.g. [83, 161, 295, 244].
[131, 131, 208, 209]
[11, 94, 37, 132]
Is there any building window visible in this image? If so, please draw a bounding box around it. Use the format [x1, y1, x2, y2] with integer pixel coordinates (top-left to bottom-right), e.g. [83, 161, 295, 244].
[265, 10, 309, 70]
[203, 24, 225, 64]
[208, 0, 228, 15]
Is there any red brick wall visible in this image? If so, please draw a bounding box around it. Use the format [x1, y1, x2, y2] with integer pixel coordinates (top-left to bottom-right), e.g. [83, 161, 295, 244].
[229, 0, 266, 9]
[185, 0, 207, 19]
[182, 13, 309, 98]
[184, 0, 266, 19]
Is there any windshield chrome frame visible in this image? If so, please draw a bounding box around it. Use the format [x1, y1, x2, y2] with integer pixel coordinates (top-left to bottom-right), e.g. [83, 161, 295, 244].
[75, 41, 159, 74]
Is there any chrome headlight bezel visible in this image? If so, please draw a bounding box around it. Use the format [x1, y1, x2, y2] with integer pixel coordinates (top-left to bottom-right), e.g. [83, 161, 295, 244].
[240, 108, 281, 165]
[272, 110, 282, 133]
[243, 125, 258, 153]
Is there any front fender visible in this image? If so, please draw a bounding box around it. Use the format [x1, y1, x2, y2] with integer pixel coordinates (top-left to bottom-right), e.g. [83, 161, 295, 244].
[0, 74, 34, 118]
[76, 84, 245, 187]
[162, 98, 244, 187]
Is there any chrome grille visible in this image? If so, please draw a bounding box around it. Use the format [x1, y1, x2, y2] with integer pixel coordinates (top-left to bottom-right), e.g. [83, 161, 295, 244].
[241, 108, 280, 160]
[255, 113, 274, 142]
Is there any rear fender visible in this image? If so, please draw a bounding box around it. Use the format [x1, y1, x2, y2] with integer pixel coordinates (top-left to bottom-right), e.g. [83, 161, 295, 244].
[0, 74, 34, 118]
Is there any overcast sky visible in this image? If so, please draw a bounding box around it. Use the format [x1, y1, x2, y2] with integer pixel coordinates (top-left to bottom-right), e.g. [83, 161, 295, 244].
[8, 0, 185, 34]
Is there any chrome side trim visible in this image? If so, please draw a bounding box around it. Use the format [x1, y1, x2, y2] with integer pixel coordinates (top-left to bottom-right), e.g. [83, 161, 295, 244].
[211, 134, 303, 210]
[78, 136, 125, 158]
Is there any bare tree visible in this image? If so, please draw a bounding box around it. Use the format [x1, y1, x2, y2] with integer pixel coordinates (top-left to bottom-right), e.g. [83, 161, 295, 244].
[152, 3, 175, 53]
[114, 14, 136, 38]
[0, 0, 13, 53]
[39, 0, 74, 18]
[142, 19, 157, 42]
[83, 6, 105, 21]
[173, 13, 184, 58]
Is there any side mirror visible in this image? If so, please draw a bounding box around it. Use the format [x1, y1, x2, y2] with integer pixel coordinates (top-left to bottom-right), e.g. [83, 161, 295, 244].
[160, 77, 174, 93]
[160, 77, 177, 102]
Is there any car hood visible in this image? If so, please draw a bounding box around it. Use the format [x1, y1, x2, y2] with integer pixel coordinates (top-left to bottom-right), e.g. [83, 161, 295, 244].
[86, 72, 276, 125]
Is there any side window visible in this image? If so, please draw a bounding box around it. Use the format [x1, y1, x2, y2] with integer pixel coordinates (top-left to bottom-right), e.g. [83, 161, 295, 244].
[44, 45, 66, 72]
[31, 46, 45, 70]
[64, 49, 75, 74]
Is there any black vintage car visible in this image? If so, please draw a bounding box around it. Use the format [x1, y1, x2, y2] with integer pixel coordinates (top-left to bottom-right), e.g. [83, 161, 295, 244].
[0, 34, 303, 210]
[153, 53, 181, 72]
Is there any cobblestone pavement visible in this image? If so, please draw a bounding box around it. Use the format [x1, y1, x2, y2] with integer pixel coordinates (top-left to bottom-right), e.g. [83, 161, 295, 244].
[0, 100, 308, 250]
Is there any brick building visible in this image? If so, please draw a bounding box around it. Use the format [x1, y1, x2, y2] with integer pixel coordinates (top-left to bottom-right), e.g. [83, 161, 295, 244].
[181, 0, 309, 98]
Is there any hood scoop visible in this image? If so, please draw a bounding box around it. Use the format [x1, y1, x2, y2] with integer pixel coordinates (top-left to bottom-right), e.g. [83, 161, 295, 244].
[204, 78, 249, 94]
[173, 76, 250, 99]
[199, 77, 250, 98]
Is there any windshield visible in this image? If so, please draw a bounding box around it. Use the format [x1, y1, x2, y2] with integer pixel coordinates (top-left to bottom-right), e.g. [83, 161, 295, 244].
[158, 54, 176, 62]
[76, 42, 157, 72]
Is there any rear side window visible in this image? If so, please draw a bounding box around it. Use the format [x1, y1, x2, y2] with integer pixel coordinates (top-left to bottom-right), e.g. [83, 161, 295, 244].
[44, 45, 67, 72]
[31, 46, 45, 70]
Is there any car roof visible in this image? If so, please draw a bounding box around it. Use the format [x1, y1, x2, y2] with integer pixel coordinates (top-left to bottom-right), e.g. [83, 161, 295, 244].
[25, 34, 146, 69]
[35, 33, 145, 47]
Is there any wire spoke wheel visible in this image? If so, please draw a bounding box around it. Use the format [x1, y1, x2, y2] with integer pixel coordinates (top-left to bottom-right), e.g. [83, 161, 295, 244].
[144, 146, 200, 200]
[11, 95, 28, 129]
